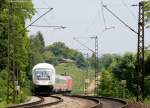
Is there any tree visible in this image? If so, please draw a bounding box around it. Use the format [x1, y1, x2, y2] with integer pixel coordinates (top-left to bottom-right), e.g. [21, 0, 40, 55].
[144, 46, 150, 76]
[144, 76, 150, 97]
[99, 54, 117, 70]
[45, 42, 86, 67]
[111, 53, 136, 94]
[42, 50, 58, 65]
[0, 0, 34, 70]
[89, 53, 96, 68]
[36, 31, 45, 52]
[145, 0, 150, 28]
[0, 0, 34, 103]
[99, 70, 122, 97]
[26, 34, 45, 78]
[49, 42, 69, 58]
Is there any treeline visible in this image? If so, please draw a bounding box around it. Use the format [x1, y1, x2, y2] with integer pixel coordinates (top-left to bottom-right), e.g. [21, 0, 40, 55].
[98, 51, 150, 99]
[27, 32, 87, 78]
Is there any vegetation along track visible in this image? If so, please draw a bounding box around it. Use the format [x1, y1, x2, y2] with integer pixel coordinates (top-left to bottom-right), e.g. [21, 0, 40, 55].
[65, 95, 128, 108]
[6, 95, 63, 108]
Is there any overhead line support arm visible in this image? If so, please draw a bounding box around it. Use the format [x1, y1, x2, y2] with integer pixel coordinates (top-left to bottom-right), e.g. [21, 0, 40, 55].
[73, 38, 95, 53]
[103, 5, 138, 34]
[25, 8, 53, 29]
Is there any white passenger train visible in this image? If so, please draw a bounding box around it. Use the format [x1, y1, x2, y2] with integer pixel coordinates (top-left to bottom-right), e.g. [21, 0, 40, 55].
[32, 63, 72, 94]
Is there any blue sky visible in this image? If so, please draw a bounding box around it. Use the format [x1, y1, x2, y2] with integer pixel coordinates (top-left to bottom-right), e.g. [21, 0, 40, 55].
[26, 0, 150, 55]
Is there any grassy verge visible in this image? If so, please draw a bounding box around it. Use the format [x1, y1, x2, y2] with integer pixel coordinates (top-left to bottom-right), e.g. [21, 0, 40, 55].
[0, 82, 31, 107]
[0, 101, 7, 107]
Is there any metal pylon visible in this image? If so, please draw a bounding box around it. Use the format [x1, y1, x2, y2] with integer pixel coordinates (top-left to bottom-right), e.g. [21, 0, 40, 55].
[92, 36, 99, 96]
[137, 1, 145, 101]
[84, 53, 89, 95]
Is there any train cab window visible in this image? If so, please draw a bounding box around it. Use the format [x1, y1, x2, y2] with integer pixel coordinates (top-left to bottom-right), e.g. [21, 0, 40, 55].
[34, 68, 52, 80]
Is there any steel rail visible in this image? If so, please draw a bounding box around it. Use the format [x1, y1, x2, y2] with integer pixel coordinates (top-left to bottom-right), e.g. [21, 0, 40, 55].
[65, 95, 128, 108]
[6, 95, 63, 108]
[6, 96, 44, 108]
[93, 96, 128, 108]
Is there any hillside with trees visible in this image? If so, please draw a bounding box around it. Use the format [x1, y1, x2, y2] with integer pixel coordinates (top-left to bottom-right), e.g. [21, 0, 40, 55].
[98, 51, 150, 99]
[27, 32, 93, 94]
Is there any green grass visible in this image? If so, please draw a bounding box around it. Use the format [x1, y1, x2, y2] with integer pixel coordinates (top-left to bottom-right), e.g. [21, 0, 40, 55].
[55, 63, 94, 94]
[0, 101, 7, 107]
[0, 81, 31, 107]
[144, 98, 150, 105]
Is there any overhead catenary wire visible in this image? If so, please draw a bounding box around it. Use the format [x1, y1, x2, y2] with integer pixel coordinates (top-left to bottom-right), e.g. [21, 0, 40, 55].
[120, 0, 137, 20]
[73, 37, 95, 53]
[32, 8, 66, 29]
[99, 0, 116, 32]
[35, 8, 52, 10]
[31, 25, 66, 29]
[36, 0, 53, 25]
[36, 10, 52, 26]
[16, 8, 53, 35]
[103, 5, 138, 34]
[100, 0, 107, 28]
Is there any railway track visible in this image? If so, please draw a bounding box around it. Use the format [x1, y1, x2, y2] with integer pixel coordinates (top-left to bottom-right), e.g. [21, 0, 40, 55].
[6, 94, 128, 108]
[65, 95, 128, 108]
[97, 96, 128, 108]
[6, 95, 63, 108]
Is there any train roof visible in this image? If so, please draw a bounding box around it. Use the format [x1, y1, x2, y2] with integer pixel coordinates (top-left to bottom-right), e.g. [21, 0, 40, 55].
[32, 63, 55, 71]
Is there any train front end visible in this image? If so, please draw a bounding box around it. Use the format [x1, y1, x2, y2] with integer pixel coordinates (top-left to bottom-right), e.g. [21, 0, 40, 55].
[32, 63, 55, 94]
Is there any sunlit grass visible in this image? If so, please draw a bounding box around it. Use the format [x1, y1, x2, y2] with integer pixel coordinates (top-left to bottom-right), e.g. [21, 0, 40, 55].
[0, 101, 7, 107]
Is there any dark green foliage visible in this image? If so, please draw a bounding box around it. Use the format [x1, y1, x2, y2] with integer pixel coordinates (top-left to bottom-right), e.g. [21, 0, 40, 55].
[99, 54, 114, 69]
[100, 70, 117, 97]
[111, 53, 136, 95]
[71, 51, 86, 67]
[49, 42, 68, 58]
[99, 54, 120, 70]
[26, 35, 87, 80]
[0, 0, 34, 104]
[145, 46, 150, 76]
[99, 70, 130, 98]
[144, 0, 150, 28]
[44, 42, 86, 67]
[144, 76, 150, 97]
[36, 31, 45, 52]
[99, 53, 136, 97]
[26, 33, 45, 79]
[88, 53, 96, 68]
[99, 50, 150, 98]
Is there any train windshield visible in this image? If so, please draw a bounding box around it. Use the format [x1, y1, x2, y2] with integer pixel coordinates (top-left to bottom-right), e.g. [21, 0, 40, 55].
[34, 69, 51, 80]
